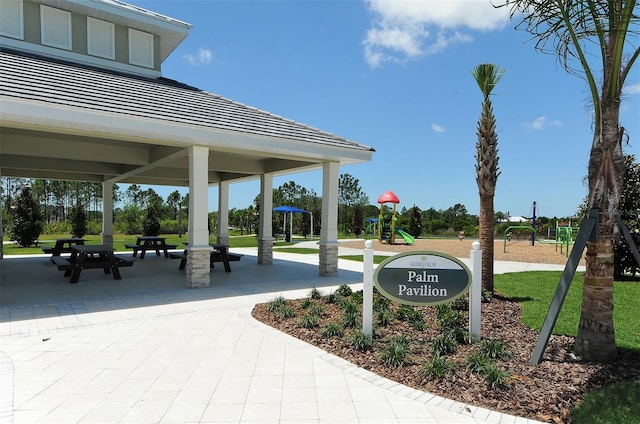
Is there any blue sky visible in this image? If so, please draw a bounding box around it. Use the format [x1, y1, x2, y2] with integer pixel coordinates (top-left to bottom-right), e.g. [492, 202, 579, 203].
[130, 0, 639, 219]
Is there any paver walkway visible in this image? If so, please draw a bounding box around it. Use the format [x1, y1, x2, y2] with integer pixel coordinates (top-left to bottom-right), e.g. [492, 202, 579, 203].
[0, 243, 560, 423]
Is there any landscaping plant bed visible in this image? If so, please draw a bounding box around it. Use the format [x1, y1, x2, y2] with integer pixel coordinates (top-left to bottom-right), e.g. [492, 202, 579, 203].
[252, 287, 640, 423]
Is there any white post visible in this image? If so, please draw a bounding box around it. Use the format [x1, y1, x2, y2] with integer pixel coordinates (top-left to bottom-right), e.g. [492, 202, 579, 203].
[362, 240, 374, 337]
[469, 241, 482, 341]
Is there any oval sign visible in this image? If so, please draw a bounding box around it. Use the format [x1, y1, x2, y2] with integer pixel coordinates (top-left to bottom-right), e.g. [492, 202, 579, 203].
[374, 251, 471, 306]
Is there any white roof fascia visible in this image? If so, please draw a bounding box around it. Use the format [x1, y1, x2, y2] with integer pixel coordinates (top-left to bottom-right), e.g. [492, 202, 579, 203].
[1, 97, 374, 166]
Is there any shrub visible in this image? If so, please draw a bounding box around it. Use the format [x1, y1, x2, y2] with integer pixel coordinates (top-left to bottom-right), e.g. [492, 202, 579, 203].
[373, 295, 391, 311]
[419, 355, 457, 379]
[336, 284, 353, 297]
[323, 292, 339, 304]
[298, 313, 319, 328]
[340, 301, 359, 314]
[275, 306, 295, 319]
[481, 363, 511, 389]
[378, 335, 412, 368]
[350, 330, 373, 352]
[376, 308, 393, 326]
[435, 304, 467, 329]
[482, 289, 494, 303]
[267, 296, 287, 313]
[465, 351, 492, 373]
[309, 287, 322, 299]
[479, 339, 511, 359]
[10, 186, 43, 247]
[395, 305, 416, 321]
[408, 309, 426, 330]
[351, 290, 363, 304]
[431, 333, 459, 356]
[341, 311, 359, 328]
[450, 295, 469, 311]
[142, 206, 161, 236]
[446, 326, 471, 344]
[69, 204, 88, 238]
[320, 323, 344, 338]
[308, 303, 326, 317]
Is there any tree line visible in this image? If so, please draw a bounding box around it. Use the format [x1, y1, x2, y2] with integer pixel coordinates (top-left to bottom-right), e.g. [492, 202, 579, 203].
[1, 172, 585, 240]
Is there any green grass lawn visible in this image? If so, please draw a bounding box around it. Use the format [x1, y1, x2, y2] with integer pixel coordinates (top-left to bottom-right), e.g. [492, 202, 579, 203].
[2, 233, 315, 253]
[495, 271, 640, 350]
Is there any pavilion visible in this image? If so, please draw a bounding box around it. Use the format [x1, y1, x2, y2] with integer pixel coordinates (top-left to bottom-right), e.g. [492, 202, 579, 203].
[0, 0, 374, 288]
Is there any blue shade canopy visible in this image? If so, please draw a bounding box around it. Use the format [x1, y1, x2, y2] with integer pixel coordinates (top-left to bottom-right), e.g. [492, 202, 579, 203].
[273, 206, 310, 214]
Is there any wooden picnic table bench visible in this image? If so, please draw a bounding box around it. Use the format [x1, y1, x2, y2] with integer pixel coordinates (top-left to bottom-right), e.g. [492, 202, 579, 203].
[125, 236, 177, 258]
[169, 244, 242, 271]
[42, 238, 85, 262]
[54, 245, 134, 283]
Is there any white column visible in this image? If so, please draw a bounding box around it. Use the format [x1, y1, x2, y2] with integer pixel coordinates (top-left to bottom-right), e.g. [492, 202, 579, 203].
[217, 180, 230, 246]
[469, 241, 482, 341]
[186, 145, 211, 288]
[0, 166, 3, 259]
[258, 173, 274, 264]
[319, 161, 340, 276]
[362, 240, 374, 336]
[101, 182, 114, 247]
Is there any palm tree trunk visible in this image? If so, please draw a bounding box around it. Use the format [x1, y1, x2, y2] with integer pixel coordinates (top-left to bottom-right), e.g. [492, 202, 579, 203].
[575, 96, 623, 361]
[575, 234, 617, 361]
[479, 194, 495, 293]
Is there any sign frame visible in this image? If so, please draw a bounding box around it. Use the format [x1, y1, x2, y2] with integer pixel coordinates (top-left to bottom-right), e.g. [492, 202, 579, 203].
[373, 250, 472, 306]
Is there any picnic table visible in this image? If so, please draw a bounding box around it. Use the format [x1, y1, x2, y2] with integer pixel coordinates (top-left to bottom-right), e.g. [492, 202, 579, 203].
[169, 243, 243, 272]
[124, 236, 177, 259]
[52, 244, 134, 284]
[42, 238, 85, 262]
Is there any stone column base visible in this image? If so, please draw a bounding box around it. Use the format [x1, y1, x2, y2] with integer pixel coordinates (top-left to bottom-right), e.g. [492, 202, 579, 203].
[319, 242, 339, 276]
[257, 238, 274, 265]
[186, 247, 211, 288]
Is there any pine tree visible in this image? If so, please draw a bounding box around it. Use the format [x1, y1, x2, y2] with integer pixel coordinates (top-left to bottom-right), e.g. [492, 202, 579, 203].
[11, 185, 43, 247]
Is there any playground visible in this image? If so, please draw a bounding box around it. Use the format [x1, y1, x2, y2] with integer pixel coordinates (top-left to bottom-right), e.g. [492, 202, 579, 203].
[340, 237, 587, 266]
[371, 190, 416, 245]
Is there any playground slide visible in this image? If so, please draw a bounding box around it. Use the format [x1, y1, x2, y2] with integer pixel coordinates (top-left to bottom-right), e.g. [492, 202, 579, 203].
[395, 229, 415, 245]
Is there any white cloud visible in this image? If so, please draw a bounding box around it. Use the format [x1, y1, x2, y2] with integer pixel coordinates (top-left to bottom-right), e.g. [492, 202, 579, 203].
[183, 48, 212, 66]
[431, 123, 446, 133]
[623, 83, 640, 95]
[363, 0, 510, 67]
[524, 116, 563, 130]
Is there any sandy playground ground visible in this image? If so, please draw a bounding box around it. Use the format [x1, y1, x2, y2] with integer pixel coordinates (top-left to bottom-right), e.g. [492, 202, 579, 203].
[339, 237, 585, 267]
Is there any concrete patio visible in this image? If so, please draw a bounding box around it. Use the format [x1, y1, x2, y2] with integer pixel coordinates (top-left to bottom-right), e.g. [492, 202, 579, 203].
[0, 243, 550, 423]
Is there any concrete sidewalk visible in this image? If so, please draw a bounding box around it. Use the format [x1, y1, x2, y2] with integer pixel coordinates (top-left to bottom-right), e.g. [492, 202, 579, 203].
[0, 244, 562, 423]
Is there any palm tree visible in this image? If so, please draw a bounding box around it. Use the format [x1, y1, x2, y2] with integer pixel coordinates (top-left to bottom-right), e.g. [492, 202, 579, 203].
[471, 63, 505, 294]
[500, 0, 639, 361]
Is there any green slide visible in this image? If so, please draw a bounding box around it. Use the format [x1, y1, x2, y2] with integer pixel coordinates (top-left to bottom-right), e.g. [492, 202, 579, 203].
[395, 229, 415, 245]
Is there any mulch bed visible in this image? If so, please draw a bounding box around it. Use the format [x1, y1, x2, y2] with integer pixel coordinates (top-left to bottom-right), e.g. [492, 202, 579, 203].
[252, 291, 640, 423]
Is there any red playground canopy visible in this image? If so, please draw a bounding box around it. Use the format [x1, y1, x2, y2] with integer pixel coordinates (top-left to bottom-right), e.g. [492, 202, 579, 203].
[377, 190, 399, 204]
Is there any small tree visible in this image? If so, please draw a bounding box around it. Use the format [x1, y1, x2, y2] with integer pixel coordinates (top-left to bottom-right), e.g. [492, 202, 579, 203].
[11, 185, 43, 247]
[351, 205, 364, 236]
[408, 205, 422, 238]
[142, 206, 161, 236]
[615, 154, 640, 279]
[69, 204, 88, 238]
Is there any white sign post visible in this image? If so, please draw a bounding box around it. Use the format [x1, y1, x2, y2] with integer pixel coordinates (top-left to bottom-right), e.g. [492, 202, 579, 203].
[469, 241, 482, 341]
[362, 240, 374, 337]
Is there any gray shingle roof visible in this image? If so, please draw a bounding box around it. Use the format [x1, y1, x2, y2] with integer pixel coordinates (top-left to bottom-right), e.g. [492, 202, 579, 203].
[0, 48, 374, 153]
